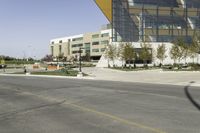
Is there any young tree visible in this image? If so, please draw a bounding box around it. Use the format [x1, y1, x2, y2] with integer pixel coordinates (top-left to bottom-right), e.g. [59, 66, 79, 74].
[156, 43, 167, 66]
[189, 39, 198, 64]
[191, 32, 200, 64]
[139, 42, 152, 67]
[172, 38, 185, 63]
[122, 43, 135, 69]
[170, 44, 181, 65]
[105, 44, 117, 67]
[117, 43, 125, 68]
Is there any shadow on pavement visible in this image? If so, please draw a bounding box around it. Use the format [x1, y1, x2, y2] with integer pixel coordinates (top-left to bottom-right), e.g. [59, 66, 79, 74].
[184, 81, 200, 111]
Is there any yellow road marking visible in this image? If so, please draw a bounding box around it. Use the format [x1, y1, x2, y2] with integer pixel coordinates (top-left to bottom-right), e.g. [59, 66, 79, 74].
[63, 102, 166, 133]
[18, 91, 166, 133]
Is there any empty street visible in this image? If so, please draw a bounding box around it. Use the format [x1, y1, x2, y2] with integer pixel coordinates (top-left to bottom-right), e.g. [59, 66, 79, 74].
[0, 75, 200, 133]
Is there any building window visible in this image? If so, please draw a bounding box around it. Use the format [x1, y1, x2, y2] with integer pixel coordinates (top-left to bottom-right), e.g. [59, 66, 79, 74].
[51, 46, 54, 56]
[101, 40, 108, 44]
[85, 43, 90, 51]
[59, 45, 62, 54]
[72, 43, 83, 48]
[59, 40, 62, 43]
[72, 50, 82, 54]
[92, 49, 99, 52]
[72, 37, 83, 41]
[92, 34, 99, 39]
[51, 41, 54, 44]
[85, 49, 90, 53]
[85, 43, 90, 48]
[101, 48, 106, 52]
[101, 33, 109, 37]
[92, 42, 99, 45]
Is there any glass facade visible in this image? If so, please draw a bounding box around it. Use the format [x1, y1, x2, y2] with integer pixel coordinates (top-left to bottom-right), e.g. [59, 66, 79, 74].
[109, 0, 200, 43]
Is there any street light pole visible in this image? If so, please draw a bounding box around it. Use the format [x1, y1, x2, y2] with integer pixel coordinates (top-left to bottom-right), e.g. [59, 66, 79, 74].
[77, 47, 85, 77]
[79, 47, 82, 72]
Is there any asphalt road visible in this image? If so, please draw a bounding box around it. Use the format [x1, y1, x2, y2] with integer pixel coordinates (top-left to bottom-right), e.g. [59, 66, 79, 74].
[0, 76, 200, 133]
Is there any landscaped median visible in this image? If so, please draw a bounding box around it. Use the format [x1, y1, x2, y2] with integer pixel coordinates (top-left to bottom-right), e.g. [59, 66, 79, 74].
[108, 63, 200, 72]
[13, 68, 88, 77]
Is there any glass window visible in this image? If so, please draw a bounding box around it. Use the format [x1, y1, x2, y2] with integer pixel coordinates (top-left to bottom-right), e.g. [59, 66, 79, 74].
[59, 40, 62, 43]
[101, 33, 109, 37]
[101, 48, 106, 52]
[51, 46, 54, 55]
[59, 45, 62, 54]
[85, 43, 90, 48]
[51, 41, 54, 44]
[72, 37, 83, 41]
[92, 34, 99, 38]
[101, 40, 108, 44]
[72, 50, 82, 54]
[72, 44, 83, 48]
[92, 49, 99, 52]
[92, 42, 99, 45]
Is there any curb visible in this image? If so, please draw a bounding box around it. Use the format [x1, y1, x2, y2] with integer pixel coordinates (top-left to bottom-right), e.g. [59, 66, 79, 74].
[0, 74, 200, 87]
[0, 74, 94, 80]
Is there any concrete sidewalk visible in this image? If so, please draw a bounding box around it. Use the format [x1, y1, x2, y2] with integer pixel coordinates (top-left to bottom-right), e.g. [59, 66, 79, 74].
[80, 67, 200, 87]
[1, 67, 200, 87]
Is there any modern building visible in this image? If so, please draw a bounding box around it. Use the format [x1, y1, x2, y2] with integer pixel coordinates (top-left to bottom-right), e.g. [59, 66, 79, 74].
[95, 0, 200, 43]
[93, 0, 200, 67]
[50, 25, 112, 61]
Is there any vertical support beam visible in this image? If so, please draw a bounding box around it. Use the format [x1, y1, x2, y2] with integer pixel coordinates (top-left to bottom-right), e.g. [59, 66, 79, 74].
[170, 6, 174, 40]
[198, 8, 200, 32]
[156, 4, 159, 42]
[141, 4, 144, 42]
[185, 0, 188, 38]
[112, 0, 116, 42]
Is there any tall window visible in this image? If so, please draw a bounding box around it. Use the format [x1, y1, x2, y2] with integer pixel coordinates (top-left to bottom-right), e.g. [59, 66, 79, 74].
[59, 45, 62, 54]
[51, 46, 54, 56]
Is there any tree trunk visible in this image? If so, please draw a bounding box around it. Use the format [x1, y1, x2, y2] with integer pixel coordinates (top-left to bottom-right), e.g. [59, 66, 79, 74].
[129, 60, 131, 69]
[193, 57, 195, 64]
[184, 57, 187, 65]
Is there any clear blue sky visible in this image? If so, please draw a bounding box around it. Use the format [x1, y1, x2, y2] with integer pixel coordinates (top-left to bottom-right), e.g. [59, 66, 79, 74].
[0, 0, 108, 59]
